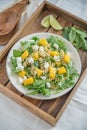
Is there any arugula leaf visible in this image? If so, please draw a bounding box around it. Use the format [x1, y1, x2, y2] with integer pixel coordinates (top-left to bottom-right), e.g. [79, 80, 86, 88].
[32, 36, 39, 42]
[62, 26, 87, 50]
[13, 49, 22, 57]
[25, 79, 50, 96]
[47, 35, 67, 52]
[62, 27, 70, 40]
[73, 27, 87, 38]
[20, 40, 35, 51]
[11, 57, 20, 73]
[11, 57, 17, 68]
[69, 27, 76, 43]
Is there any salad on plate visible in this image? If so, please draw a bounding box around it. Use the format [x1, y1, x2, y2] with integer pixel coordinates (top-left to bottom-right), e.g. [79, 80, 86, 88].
[9, 34, 79, 97]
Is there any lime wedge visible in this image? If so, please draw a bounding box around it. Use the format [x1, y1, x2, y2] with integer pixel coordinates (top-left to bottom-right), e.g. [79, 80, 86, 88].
[41, 15, 50, 28]
[50, 15, 63, 30]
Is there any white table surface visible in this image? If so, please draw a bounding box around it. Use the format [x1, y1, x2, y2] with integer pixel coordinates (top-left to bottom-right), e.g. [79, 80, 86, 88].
[0, 0, 87, 130]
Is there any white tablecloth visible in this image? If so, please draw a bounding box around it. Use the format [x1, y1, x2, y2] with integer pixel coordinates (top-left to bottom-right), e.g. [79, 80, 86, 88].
[0, 0, 87, 130]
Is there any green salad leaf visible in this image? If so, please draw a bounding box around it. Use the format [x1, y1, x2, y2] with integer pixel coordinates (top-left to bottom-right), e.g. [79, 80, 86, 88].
[32, 36, 39, 42]
[13, 50, 22, 57]
[47, 35, 67, 52]
[63, 26, 87, 50]
[11, 57, 20, 73]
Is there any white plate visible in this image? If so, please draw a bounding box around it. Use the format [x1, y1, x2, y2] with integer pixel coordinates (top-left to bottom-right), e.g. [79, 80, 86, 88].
[6, 32, 81, 100]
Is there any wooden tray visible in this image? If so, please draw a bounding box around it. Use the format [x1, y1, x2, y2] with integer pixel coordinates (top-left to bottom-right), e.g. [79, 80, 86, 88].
[0, 1, 87, 125]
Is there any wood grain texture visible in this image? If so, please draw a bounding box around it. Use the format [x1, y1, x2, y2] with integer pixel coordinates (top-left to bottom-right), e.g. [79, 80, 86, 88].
[40, 92, 69, 117]
[0, 1, 87, 125]
[0, 57, 8, 85]
[6, 82, 22, 96]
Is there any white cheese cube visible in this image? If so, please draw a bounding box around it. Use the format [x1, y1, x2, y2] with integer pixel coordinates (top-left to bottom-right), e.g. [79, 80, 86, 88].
[28, 56, 34, 64]
[46, 82, 51, 88]
[39, 46, 44, 51]
[16, 57, 22, 63]
[44, 62, 49, 69]
[32, 45, 39, 51]
[53, 43, 59, 49]
[16, 65, 24, 71]
[41, 76, 46, 80]
[18, 77, 23, 84]
[54, 56, 60, 62]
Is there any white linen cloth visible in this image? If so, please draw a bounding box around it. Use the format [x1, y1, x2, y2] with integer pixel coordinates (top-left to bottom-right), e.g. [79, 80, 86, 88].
[0, 0, 87, 130]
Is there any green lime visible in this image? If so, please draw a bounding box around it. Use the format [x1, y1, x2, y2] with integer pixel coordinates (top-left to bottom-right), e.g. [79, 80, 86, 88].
[41, 15, 50, 28]
[50, 15, 63, 30]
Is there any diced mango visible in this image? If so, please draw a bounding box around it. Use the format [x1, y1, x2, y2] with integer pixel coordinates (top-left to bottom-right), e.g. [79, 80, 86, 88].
[21, 50, 29, 59]
[49, 67, 56, 79]
[64, 54, 70, 63]
[39, 38, 49, 46]
[58, 66, 66, 74]
[23, 77, 34, 85]
[32, 52, 39, 60]
[19, 70, 26, 77]
[35, 68, 43, 77]
[49, 50, 59, 56]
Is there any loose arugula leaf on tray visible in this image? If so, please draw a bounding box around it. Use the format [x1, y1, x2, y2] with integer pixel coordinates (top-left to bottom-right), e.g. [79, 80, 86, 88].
[63, 26, 87, 50]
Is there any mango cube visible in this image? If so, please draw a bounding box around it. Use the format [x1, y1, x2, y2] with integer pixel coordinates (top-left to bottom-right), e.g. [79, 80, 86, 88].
[49, 50, 59, 56]
[39, 38, 49, 46]
[23, 77, 34, 85]
[58, 66, 66, 74]
[35, 68, 43, 77]
[21, 50, 29, 59]
[49, 67, 56, 79]
[33, 52, 39, 60]
[19, 70, 26, 77]
[64, 54, 70, 63]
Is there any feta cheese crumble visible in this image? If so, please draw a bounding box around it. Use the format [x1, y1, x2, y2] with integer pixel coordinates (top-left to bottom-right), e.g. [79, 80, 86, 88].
[41, 76, 46, 80]
[54, 56, 60, 62]
[46, 82, 51, 88]
[39, 46, 44, 51]
[16, 65, 24, 71]
[32, 45, 39, 51]
[44, 62, 49, 69]
[28, 56, 34, 64]
[18, 77, 23, 84]
[53, 43, 59, 49]
[16, 57, 22, 63]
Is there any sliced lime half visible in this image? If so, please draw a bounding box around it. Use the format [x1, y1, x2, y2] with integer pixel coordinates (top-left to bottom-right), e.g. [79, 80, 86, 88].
[41, 15, 50, 28]
[50, 15, 63, 30]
